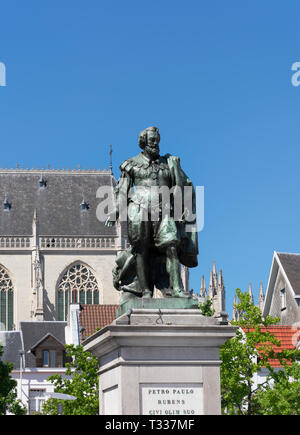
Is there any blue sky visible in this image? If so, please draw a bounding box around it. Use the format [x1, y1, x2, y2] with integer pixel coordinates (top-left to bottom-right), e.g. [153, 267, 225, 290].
[1, 1, 300, 314]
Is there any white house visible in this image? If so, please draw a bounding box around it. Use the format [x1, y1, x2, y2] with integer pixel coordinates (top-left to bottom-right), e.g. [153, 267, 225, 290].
[0, 304, 82, 414]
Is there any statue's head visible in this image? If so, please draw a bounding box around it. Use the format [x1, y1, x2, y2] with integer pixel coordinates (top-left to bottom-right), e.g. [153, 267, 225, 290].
[138, 126, 160, 159]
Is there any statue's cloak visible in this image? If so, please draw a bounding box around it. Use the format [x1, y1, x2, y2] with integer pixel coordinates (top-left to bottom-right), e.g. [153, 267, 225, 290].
[165, 154, 198, 268]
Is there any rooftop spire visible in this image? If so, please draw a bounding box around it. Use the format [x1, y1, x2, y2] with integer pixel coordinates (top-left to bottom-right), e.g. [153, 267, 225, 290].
[200, 275, 207, 298]
[212, 260, 218, 289]
[109, 144, 113, 173]
[212, 260, 216, 273]
[258, 281, 265, 311]
[232, 294, 239, 321]
[218, 269, 224, 288]
[248, 282, 254, 304]
[208, 269, 215, 298]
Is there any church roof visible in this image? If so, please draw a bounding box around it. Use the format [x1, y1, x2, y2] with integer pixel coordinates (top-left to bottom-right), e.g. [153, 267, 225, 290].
[0, 169, 117, 237]
[277, 253, 300, 296]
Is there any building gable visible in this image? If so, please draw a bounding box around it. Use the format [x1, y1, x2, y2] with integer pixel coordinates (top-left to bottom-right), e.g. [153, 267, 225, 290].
[30, 333, 65, 353]
[30, 334, 66, 368]
[263, 252, 300, 324]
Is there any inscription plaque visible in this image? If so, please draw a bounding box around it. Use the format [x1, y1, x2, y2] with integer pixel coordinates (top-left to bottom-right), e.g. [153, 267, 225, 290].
[140, 383, 203, 416]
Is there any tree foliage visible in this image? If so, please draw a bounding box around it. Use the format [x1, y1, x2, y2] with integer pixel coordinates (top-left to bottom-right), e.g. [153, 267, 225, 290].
[198, 297, 215, 316]
[0, 344, 27, 415]
[255, 351, 300, 414]
[220, 288, 300, 415]
[42, 345, 99, 415]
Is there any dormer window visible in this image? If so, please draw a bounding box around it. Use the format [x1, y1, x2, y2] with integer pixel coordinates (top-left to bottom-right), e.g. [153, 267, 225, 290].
[43, 350, 56, 367]
[280, 288, 286, 311]
[80, 200, 89, 211]
[3, 196, 11, 211]
[39, 176, 47, 189]
[30, 333, 66, 368]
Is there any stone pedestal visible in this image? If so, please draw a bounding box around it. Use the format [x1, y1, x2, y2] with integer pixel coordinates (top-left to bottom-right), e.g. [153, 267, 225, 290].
[116, 294, 199, 317]
[83, 309, 236, 416]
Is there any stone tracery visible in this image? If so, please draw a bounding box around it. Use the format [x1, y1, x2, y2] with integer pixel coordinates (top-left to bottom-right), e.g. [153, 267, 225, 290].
[57, 263, 99, 321]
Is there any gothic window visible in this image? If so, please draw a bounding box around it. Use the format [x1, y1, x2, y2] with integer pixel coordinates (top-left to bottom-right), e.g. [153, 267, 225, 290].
[0, 266, 14, 330]
[57, 263, 99, 321]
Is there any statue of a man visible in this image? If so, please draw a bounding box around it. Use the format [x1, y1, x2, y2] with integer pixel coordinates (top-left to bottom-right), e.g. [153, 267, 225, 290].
[105, 126, 198, 299]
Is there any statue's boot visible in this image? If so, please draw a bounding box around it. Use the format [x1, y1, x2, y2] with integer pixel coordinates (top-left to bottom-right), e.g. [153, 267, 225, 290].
[142, 289, 152, 299]
[173, 288, 190, 298]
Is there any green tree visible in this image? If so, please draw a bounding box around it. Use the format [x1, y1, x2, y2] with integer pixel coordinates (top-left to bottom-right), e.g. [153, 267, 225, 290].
[255, 351, 300, 414]
[42, 345, 99, 415]
[198, 297, 214, 316]
[220, 288, 300, 415]
[0, 344, 27, 415]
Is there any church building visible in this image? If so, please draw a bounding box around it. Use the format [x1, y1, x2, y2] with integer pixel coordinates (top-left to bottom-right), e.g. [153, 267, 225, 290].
[0, 166, 126, 330]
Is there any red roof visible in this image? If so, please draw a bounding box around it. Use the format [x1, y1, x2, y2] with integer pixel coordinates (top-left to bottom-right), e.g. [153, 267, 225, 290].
[79, 307, 300, 367]
[243, 326, 300, 367]
[79, 304, 118, 338]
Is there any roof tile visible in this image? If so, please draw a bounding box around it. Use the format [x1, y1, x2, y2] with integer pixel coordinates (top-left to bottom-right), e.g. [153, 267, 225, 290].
[79, 304, 118, 337]
[243, 325, 300, 367]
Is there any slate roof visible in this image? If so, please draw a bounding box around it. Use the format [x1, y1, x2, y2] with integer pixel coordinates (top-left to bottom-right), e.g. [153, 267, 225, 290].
[277, 253, 300, 295]
[20, 321, 67, 367]
[79, 304, 118, 337]
[0, 169, 117, 237]
[0, 331, 23, 369]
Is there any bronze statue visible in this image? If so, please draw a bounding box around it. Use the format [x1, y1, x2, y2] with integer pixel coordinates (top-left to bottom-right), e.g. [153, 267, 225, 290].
[105, 126, 198, 299]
